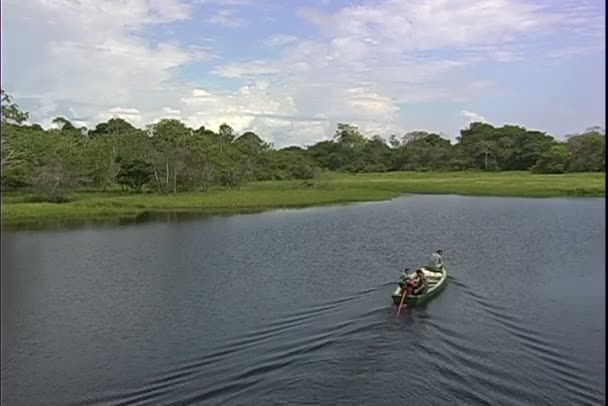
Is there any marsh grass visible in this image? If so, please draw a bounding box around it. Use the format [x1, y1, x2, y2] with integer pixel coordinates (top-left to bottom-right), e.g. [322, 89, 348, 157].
[2, 171, 604, 226]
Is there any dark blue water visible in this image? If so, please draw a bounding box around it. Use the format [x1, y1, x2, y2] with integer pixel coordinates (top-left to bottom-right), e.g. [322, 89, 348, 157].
[1, 195, 605, 405]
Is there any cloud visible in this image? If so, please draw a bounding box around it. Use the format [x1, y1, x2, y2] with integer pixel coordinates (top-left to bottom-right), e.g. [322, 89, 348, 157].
[179, 82, 308, 142]
[264, 34, 299, 47]
[2, 0, 604, 146]
[161, 107, 181, 116]
[209, 0, 579, 140]
[208, 9, 248, 28]
[108, 107, 142, 115]
[211, 60, 282, 78]
[2, 0, 202, 124]
[298, 0, 562, 50]
[192, 89, 214, 98]
[95, 107, 145, 128]
[460, 110, 488, 124]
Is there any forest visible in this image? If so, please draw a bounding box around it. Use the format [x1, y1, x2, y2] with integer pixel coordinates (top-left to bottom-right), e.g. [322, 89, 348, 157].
[1, 89, 605, 202]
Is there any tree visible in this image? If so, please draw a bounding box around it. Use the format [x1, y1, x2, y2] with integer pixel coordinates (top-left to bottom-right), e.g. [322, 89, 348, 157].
[25, 132, 88, 201]
[476, 141, 498, 171]
[402, 131, 432, 145]
[218, 123, 235, 141]
[234, 131, 270, 153]
[532, 144, 569, 174]
[1, 91, 603, 198]
[567, 130, 605, 172]
[233, 131, 273, 180]
[52, 117, 77, 131]
[85, 136, 122, 191]
[148, 119, 192, 193]
[89, 118, 137, 137]
[334, 123, 366, 148]
[1, 89, 29, 125]
[116, 159, 154, 192]
[1, 90, 30, 174]
[394, 132, 452, 171]
[583, 126, 605, 135]
[218, 123, 235, 153]
[362, 135, 391, 172]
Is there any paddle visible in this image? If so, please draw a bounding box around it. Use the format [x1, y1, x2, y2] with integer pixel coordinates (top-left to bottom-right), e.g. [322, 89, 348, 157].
[395, 285, 409, 318]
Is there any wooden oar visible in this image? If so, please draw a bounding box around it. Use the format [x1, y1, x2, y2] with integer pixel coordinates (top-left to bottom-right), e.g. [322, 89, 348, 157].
[395, 286, 408, 318]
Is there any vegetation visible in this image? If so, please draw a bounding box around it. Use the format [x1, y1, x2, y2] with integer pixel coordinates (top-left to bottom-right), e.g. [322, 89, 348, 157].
[1, 89, 605, 225]
[3, 172, 604, 226]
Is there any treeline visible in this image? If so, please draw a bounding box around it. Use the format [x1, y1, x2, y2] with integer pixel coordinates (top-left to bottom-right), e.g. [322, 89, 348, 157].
[1, 90, 605, 201]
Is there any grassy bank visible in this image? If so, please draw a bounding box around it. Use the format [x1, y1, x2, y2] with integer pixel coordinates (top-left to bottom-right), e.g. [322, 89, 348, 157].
[2, 171, 605, 226]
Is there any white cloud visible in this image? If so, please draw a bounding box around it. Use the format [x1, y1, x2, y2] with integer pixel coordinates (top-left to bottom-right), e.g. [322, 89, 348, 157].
[207, 0, 579, 141]
[96, 107, 145, 127]
[264, 34, 299, 47]
[161, 107, 181, 116]
[2, 0, 603, 146]
[209, 9, 248, 28]
[191, 89, 214, 98]
[109, 107, 142, 115]
[2, 0, 203, 126]
[460, 110, 488, 124]
[299, 0, 560, 51]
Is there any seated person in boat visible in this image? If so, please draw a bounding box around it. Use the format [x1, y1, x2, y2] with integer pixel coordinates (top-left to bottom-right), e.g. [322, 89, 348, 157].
[403, 269, 427, 295]
[411, 269, 428, 294]
[427, 249, 444, 271]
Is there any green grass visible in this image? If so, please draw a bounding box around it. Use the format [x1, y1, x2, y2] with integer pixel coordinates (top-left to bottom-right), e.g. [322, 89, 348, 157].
[2, 171, 604, 226]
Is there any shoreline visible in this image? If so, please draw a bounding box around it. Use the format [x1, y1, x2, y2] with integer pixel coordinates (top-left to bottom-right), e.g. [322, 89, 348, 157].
[2, 171, 605, 228]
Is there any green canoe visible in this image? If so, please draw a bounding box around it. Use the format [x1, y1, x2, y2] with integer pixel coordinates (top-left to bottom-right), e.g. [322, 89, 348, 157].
[391, 266, 448, 308]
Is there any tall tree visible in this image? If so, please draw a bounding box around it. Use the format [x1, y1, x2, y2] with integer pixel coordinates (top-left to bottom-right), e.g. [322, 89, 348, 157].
[567, 130, 606, 172]
[149, 119, 192, 193]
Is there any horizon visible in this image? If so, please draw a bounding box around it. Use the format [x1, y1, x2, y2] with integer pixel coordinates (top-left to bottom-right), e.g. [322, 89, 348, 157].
[1, 0, 605, 148]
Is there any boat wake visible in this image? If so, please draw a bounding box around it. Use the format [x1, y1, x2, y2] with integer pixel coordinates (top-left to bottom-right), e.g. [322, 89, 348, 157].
[71, 278, 603, 406]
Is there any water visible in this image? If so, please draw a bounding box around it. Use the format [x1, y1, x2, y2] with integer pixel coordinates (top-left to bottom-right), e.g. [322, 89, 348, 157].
[1, 195, 605, 405]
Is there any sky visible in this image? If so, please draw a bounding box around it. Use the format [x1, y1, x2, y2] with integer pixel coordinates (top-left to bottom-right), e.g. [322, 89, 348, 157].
[1, 0, 605, 147]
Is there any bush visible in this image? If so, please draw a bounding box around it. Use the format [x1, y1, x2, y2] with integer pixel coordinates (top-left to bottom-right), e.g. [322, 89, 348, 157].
[290, 163, 320, 180]
[363, 163, 387, 173]
[25, 194, 72, 203]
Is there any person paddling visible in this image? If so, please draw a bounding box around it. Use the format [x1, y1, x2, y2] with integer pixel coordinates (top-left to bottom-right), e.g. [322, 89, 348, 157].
[401, 269, 427, 299]
[410, 269, 427, 295]
[395, 269, 428, 317]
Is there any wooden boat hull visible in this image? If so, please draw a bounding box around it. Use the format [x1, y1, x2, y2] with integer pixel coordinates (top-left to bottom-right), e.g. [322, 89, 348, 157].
[391, 266, 448, 308]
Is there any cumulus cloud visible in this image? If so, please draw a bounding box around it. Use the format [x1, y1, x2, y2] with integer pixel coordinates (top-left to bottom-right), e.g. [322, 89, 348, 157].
[460, 110, 488, 125]
[299, 0, 560, 50]
[2, 0, 603, 146]
[2, 0, 204, 124]
[208, 0, 589, 141]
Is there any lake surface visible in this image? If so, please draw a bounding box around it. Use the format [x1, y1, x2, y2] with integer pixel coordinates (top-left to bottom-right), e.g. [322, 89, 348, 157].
[1, 195, 605, 406]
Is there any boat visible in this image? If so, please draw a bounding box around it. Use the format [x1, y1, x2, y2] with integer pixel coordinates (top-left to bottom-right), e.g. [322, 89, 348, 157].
[391, 266, 448, 308]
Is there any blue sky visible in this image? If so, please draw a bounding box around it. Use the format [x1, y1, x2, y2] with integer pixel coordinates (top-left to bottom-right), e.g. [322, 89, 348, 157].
[1, 0, 605, 147]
